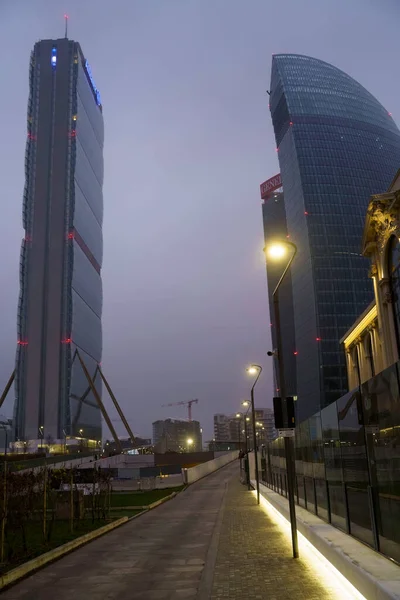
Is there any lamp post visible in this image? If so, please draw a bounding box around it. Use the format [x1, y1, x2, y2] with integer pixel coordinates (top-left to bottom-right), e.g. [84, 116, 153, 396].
[0, 423, 8, 458]
[246, 365, 262, 504]
[235, 413, 242, 450]
[244, 417, 249, 452]
[241, 401, 251, 488]
[265, 240, 299, 558]
[242, 401, 250, 455]
[39, 426, 44, 452]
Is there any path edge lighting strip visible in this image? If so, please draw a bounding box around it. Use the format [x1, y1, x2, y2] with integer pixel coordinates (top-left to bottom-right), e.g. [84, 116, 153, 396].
[252, 489, 366, 600]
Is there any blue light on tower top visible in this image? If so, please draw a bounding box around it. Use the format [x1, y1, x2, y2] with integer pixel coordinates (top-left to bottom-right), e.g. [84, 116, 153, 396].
[85, 59, 101, 107]
[51, 47, 57, 68]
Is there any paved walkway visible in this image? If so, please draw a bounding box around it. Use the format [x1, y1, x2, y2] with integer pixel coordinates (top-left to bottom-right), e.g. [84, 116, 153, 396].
[3, 462, 344, 599]
[210, 476, 338, 600]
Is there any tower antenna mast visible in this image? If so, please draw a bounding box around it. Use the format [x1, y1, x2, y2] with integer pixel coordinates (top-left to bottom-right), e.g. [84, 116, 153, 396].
[64, 14, 69, 39]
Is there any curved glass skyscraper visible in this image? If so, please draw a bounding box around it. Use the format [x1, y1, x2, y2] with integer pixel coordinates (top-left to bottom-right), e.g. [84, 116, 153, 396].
[269, 54, 400, 420]
[14, 38, 104, 443]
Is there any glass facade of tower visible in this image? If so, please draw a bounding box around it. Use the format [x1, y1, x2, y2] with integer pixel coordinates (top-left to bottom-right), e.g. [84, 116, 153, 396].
[270, 54, 400, 421]
[14, 39, 103, 443]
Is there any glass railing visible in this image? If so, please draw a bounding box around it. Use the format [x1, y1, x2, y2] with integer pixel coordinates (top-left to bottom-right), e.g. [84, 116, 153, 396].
[261, 361, 400, 564]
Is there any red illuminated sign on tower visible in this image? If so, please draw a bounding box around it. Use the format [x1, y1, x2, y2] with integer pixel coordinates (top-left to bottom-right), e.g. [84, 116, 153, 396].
[260, 173, 282, 200]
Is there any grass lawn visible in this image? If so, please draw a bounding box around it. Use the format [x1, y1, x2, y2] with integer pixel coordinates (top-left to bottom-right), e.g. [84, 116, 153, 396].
[110, 486, 185, 508]
[0, 518, 119, 575]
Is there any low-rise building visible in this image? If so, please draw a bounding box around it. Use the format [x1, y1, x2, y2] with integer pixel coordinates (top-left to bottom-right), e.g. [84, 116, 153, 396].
[213, 413, 241, 444]
[152, 419, 202, 453]
[214, 409, 277, 449]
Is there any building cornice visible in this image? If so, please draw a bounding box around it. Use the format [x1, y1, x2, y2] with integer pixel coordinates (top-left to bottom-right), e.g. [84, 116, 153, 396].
[341, 301, 377, 347]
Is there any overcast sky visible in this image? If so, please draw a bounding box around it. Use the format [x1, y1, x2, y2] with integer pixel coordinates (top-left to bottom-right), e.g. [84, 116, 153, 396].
[0, 0, 398, 441]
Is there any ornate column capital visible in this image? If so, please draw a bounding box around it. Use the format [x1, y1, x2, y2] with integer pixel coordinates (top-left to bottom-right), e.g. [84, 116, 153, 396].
[368, 199, 400, 251]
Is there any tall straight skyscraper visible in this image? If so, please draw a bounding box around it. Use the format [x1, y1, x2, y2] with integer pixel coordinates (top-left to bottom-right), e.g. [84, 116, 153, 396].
[14, 39, 104, 443]
[269, 54, 400, 421]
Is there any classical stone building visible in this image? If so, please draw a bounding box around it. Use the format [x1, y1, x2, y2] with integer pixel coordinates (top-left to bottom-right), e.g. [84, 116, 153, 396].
[342, 169, 400, 387]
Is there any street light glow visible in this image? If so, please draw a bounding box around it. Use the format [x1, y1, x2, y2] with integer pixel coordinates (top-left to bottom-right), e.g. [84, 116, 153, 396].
[266, 243, 287, 260]
[247, 366, 259, 375]
[187, 438, 194, 446]
[236, 413, 241, 418]
[242, 400, 250, 407]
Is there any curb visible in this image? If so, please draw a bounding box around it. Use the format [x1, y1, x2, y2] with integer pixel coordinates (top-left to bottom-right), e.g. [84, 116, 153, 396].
[148, 491, 177, 510]
[0, 516, 128, 591]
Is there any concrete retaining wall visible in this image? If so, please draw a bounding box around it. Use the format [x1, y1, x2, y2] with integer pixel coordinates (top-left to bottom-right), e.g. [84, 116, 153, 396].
[183, 451, 237, 484]
[111, 474, 184, 491]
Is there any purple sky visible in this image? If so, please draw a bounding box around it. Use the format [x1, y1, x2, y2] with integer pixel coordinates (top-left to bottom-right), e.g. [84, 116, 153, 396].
[0, 0, 398, 441]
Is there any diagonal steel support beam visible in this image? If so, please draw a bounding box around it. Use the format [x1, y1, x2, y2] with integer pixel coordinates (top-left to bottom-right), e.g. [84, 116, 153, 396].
[0, 371, 15, 410]
[75, 350, 122, 453]
[98, 368, 136, 446]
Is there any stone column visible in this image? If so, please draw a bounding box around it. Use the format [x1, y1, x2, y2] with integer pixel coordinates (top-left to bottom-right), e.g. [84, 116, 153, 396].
[345, 349, 355, 390]
[377, 278, 398, 368]
[350, 346, 360, 388]
[369, 323, 382, 374]
[356, 336, 367, 384]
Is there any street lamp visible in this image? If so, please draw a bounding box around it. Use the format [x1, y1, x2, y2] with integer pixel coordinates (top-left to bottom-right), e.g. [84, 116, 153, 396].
[246, 364, 262, 504]
[239, 400, 251, 486]
[242, 400, 250, 452]
[187, 438, 194, 449]
[264, 239, 299, 559]
[235, 413, 242, 450]
[39, 425, 44, 451]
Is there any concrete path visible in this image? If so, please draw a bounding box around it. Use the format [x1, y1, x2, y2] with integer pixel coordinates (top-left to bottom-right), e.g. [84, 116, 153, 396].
[3, 462, 350, 599]
[2, 462, 235, 600]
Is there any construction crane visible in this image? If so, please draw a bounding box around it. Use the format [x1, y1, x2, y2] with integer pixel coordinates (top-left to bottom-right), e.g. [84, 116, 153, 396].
[161, 399, 199, 421]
